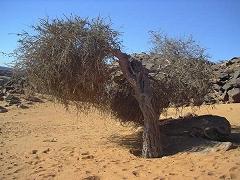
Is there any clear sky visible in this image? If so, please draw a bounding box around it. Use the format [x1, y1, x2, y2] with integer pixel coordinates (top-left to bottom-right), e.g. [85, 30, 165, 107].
[0, 0, 240, 66]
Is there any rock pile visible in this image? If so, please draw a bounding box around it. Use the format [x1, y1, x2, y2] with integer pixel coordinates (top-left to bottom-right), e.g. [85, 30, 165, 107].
[113, 53, 240, 105]
[211, 57, 240, 103]
[0, 66, 43, 113]
[133, 54, 240, 104]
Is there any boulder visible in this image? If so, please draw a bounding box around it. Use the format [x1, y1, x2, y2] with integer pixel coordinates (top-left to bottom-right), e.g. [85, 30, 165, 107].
[219, 72, 230, 81]
[228, 88, 240, 103]
[233, 78, 240, 88]
[233, 70, 240, 79]
[222, 82, 233, 91]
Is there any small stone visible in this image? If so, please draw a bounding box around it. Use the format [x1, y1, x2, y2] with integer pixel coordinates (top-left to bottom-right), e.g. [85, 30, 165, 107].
[17, 104, 29, 109]
[25, 96, 43, 103]
[26, 101, 34, 105]
[207, 172, 214, 175]
[0, 106, 8, 113]
[32, 150, 38, 154]
[82, 155, 94, 159]
[43, 148, 50, 153]
[132, 171, 140, 176]
[219, 175, 226, 179]
[83, 176, 100, 180]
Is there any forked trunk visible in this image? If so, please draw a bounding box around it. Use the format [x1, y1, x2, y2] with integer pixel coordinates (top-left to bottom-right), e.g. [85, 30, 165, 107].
[111, 49, 163, 158]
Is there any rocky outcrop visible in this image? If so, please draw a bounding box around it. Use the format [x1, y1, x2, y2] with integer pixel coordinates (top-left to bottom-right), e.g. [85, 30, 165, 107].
[0, 66, 12, 76]
[0, 66, 43, 112]
[210, 57, 240, 103]
[113, 54, 240, 105]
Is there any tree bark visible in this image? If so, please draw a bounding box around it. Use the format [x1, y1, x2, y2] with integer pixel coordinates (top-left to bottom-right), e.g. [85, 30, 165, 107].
[111, 49, 163, 158]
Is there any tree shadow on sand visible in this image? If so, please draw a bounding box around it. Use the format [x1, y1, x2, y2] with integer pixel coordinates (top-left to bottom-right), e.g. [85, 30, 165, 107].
[109, 115, 240, 157]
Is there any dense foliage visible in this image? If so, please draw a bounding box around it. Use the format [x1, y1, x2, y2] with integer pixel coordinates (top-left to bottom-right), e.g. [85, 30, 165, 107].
[14, 16, 120, 109]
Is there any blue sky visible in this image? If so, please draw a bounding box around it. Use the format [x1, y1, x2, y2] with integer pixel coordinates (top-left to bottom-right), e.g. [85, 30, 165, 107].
[0, 0, 240, 66]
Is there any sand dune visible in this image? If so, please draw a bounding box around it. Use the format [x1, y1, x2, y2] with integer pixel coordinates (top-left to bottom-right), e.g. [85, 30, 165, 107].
[0, 102, 240, 180]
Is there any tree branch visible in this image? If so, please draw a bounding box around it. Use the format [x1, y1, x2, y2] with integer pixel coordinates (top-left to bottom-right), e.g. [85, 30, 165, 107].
[110, 49, 136, 86]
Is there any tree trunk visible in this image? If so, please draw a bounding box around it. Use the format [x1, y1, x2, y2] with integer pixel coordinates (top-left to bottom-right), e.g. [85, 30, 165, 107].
[111, 49, 163, 158]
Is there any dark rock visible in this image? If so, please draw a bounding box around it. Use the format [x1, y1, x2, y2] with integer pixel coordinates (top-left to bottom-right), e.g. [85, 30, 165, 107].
[0, 106, 8, 113]
[219, 73, 230, 81]
[221, 91, 229, 102]
[204, 95, 216, 104]
[216, 80, 225, 86]
[2, 86, 15, 93]
[82, 155, 94, 159]
[83, 176, 100, 180]
[132, 171, 140, 176]
[25, 96, 43, 103]
[4, 95, 21, 105]
[228, 88, 240, 103]
[32, 150, 38, 154]
[42, 148, 50, 153]
[26, 101, 34, 105]
[233, 78, 240, 88]
[210, 57, 240, 104]
[17, 104, 29, 109]
[226, 61, 234, 66]
[231, 57, 240, 61]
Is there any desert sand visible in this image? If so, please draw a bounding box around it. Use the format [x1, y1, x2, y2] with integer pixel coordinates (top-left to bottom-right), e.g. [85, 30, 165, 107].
[0, 101, 240, 180]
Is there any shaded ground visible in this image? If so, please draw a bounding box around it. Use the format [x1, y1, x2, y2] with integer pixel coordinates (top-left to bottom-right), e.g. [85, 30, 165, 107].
[0, 102, 240, 180]
[111, 120, 240, 157]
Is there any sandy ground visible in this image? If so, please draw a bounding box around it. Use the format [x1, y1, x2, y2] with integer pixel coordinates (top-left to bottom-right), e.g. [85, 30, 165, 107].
[0, 102, 240, 180]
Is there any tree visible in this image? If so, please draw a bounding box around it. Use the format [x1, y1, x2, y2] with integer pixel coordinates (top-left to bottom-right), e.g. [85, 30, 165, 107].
[14, 16, 212, 158]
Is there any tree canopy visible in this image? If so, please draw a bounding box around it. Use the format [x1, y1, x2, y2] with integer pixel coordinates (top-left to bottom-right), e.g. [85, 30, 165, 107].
[14, 16, 121, 110]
